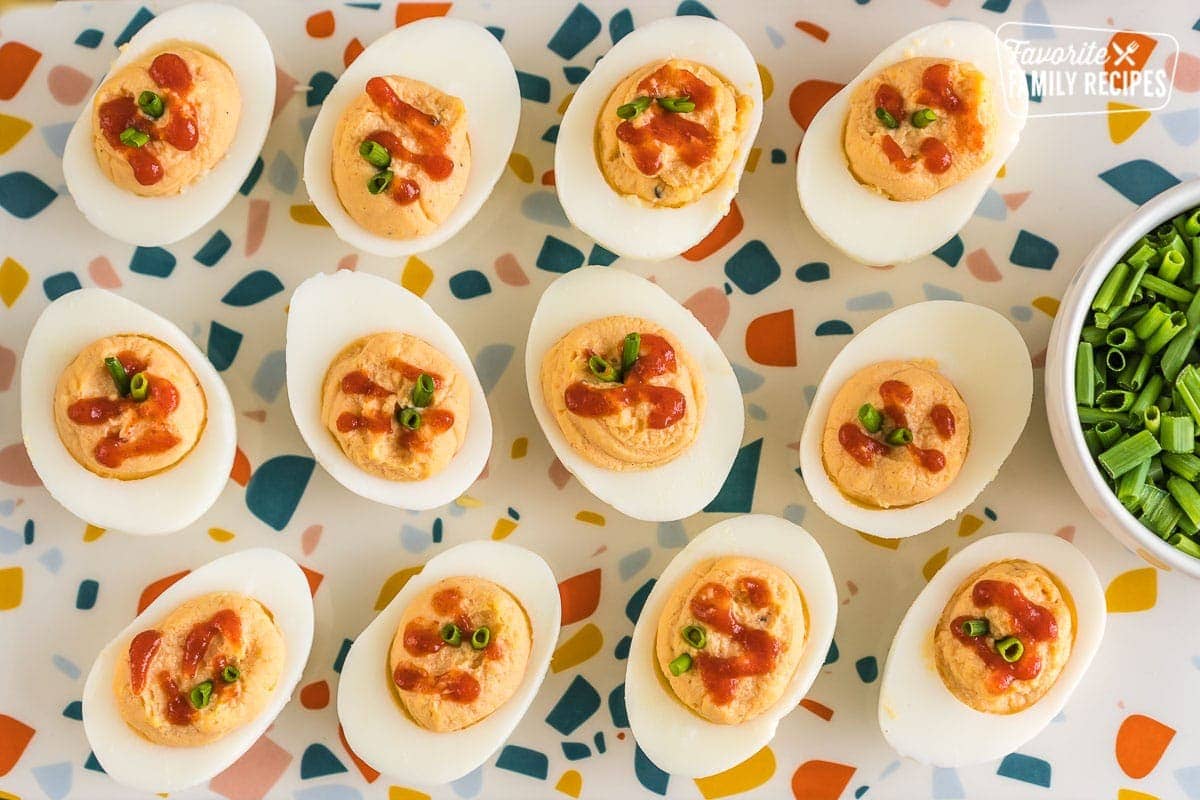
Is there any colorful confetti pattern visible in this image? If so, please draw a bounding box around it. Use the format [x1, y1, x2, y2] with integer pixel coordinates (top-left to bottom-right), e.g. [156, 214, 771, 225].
[1, 1, 1199, 798]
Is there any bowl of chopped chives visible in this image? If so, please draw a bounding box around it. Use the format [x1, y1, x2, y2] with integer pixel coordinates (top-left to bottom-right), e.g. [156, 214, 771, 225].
[1047, 178, 1200, 578]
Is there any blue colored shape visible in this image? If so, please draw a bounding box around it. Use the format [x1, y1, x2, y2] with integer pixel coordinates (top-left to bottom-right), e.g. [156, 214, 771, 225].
[765, 25, 784, 48]
[614, 635, 632, 659]
[564, 66, 590, 84]
[53, 654, 81, 679]
[704, 438, 762, 513]
[268, 151, 299, 194]
[40, 122, 72, 158]
[0, 526, 20, 554]
[676, 0, 715, 19]
[594, 731, 606, 754]
[626, 579, 655, 624]
[546, 674, 601, 735]
[542, 124, 560, 143]
[618, 547, 651, 580]
[846, 291, 893, 311]
[293, 786, 362, 800]
[517, 71, 552, 103]
[207, 321, 243, 371]
[240, 156, 264, 195]
[536, 235, 585, 273]
[307, 71, 337, 106]
[495, 745, 548, 780]
[657, 520, 687, 548]
[84, 752, 105, 773]
[32, 762, 72, 800]
[400, 524, 429, 553]
[0, 171, 57, 218]
[635, 745, 670, 794]
[932, 767, 965, 799]
[223, 269, 284, 306]
[39, 547, 63, 573]
[449, 269, 492, 299]
[194, 230, 231, 266]
[129, 246, 175, 278]
[783, 503, 806, 525]
[43, 271, 81, 301]
[1010, 305, 1033, 322]
[770, 147, 786, 164]
[333, 638, 352, 673]
[75, 29, 104, 48]
[855, 655, 879, 683]
[1101, 159, 1181, 205]
[588, 243, 619, 266]
[996, 753, 1051, 788]
[521, 190, 570, 228]
[609, 683, 628, 727]
[725, 239, 781, 294]
[1175, 765, 1200, 799]
[815, 320, 853, 336]
[548, 4, 601, 59]
[748, 403, 767, 421]
[562, 742, 591, 760]
[732, 363, 765, 393]
[451, 767, 483, 799]
[300, 743, 347, 779]
[1161, 108, 1200, 147]
[610, 9, 634, 44]
[923, 283, 963, 301]
[76, 579, 99, 610]
[474, 343, 515, 395]
[982, 0, 1012, 10]
[1010, 229, 1059, 270]
[246, 454, 315, 530]
[252, 350, 286, 403]
[974, 188, 1007, 220]
[796, 261, 830, 282]
[825, 639, 839, 665]
[933, 235, 964, 267]
[114, 7, 154, 47]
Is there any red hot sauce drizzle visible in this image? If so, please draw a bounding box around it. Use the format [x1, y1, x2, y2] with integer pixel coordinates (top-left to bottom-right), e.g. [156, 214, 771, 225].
[874, 84, 905, 121]
[362, 76, 456, 206]
[564, 333, 687, 430]
[950, 579, 1058, 693]
[334, 363, 455, 451]
[128, 630, 162, 695]
[688, 578, 781, 705]
[393, 586, 501, 704]
[181, 609, 242, 679]
[616, 64, 717, 176]
[837, 378, 949, 473]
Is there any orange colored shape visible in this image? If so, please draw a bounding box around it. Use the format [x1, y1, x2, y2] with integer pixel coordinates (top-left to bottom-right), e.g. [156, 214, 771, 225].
[1116, 713, 1176, 779]
[799, 698, 834, 721]
[0, 713, 35, 776]
[306, 10, 335, 38]
[344, 37, 364, 68]
[230, 446, 251, 486]
[137, 570, 190, 614]
[791, 760, 855, 800]
[558, 568, 601, 625]
[745, 310, 797, 367]
[541, 169, 556, 186]
[794, 21, 830, 42]
[300, 680, 330, 709]
[0, 42, 41, 101]
[1105, 32, 1156, 89]
[395, 2, 451, 27]
[301, 565, 324, 597]
[789, 80, 844, 131]
[683, 199, 743, 261]
[339, 723, 381, 783]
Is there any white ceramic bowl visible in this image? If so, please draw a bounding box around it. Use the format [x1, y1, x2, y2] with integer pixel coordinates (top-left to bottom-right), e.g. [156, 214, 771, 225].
[1046, 178, 1200, 579]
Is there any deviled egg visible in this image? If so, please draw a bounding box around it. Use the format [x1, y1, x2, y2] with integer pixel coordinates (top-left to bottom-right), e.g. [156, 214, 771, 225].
[285, 271, 492, 509]
[20, 289, 236, 535]
[526, 267, 743, 521]
[337, 541, 559, 783]
[62, 2, 274, 245]
[82, 548, 315, 792]
[626, 515, 837, 777]
[799, 301, 1031, 538]
[797, 21, 1028, 265]
[303, 18, 519, 256]
[555, 16, 763, 261]
[879, 533, 1104, 765]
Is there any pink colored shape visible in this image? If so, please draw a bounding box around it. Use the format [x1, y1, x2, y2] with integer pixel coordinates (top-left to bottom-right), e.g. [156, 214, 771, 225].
[0, 345, 14, 391]
[246, 199, 269, 256]
[87, 256, 120, 288]
[494, 253, 529, 286]
[337, 254, 358, 271]
[209, 735, 293, 800]
[47, 65, 91, 105]
[682, 286, 730, 339]
[301, 524, 322, 555]
[1032, 348, 1047, 368]
[243, 410, 267, 422]
[549, 458, 571, 489]
[273, 68, 298, 120]
[1055, 525, 1075, 542]
[1002, 192, 1030, 210]
[966, 248, 1002, 282]
[1167, 52, 1200, 93]
[927, 0, 951, 6]
[0, 443, 39, 486]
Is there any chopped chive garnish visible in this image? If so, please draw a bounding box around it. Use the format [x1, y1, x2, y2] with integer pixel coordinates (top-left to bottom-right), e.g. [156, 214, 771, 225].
[884, 427, 913, 446]
[681, 624, 707, 649]
[1160, 414, 1194, 453]
[221, 664, 240, 683]
[857, 403, 883, 433]
[129, 372, 149, 402]
[621, 333, 641, 374]
[440, 623, 462, 646]
[368, 170, 393, 195]
[412, 373, 435, 408]
[1097, 430, 1161, 479]
[910, 108, 937, 128]
[874, 107, 898, 129]
[588, 355, 619, 382]
[470, 626, 491, 650]
[189, 680, 214, 709]
[359, 139, 391, 169]
[396, 406, 421, 430]
[119, 126, 150, 148]
[668, 653, 692, 676]
[995, 636, 1023, 663]
[616, 96, 651, 120]
[137, 90, 165, 118]
[960, 618, 988, 637]
[104, 356, 131, 396]
[657, 96, 695, 113]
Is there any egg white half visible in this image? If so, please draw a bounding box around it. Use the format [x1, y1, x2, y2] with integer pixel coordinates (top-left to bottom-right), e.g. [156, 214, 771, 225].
[337, 541, 559, 784]
[81, 548, 315, 793]
[625, 514, 837, 778]
[20, 289, 236, 535]
[285, 270, 492, 509]
[878, 532, 1104, 766]
[555, 16, 763, 262]
[525, 266, 743, 521]
[62, 2, 274, 246]
[799, 301, 1031, 538]
[302, 18, 519, 257]
[796, 21, 1028, 266]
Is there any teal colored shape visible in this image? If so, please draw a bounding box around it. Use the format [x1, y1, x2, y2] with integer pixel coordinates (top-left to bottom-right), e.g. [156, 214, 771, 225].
[626, 579, 655, 623]
[770, 148, 786, 163]
[614, 635, 631, 659]
[536, 235, 585, 273]
[932, 235, 964, 266]
[618, 547, 651, 580]
[1099, 159, 1180, 205]
[496, 745, 548, 780]
[725, 239, 781, 294]
[522, 190, 570, 228]
[268, 151, 299, 194]
[62, 700, 83, 720]
[43, 272, 81, 301]
[307, 71, 337, 106]
[548, 4, 601, 59]
[23, 519, 33, 543]
[474, 343, 515, 395]
[76, 579, 99, 610]
[855, 655, 879, 683]
[635, 745, 670, 795]
[545, 674, 601, 735]
[855, 788, 870, 799]
[609, 683, 628, 727]
[588, 243, 619, 266]
[75, 29, 103, 48]
[299, 743, 347, 779]
[449, 269, 492, 299]
[251, 350, 286, 403]
[333, 638, 352, 673]
[982, 0, 1012, 11]
[129, 246, 176, 278]
[997, 753, 1051, 788]
[114, 7, 153, 47]
[0, 171, 57, 218]
[222, 269, 284, 306]
[239, 156, 264, 195]
[923, 283, 963, 301]
[84, 752, 105, 773]
[562, 742, 591, 760]
[517, 71, 552, 103]
[245, 454, 314, 530]
[542, 124, 560, 143]
[486, 26, 504, 41]
[816, 319, 853, 336]
[194, 230, 231, 266]
[594, 731, 606, 754]
[207, 321, 243, 371]
[825, 638, 839, 665]
[1010, 229, 1059, 270]
[32, 762, 72, 800]
[703, 438, 762, 513]
[610, 9, 634, 44]
[676, 0, 714, 18]
[796, 261, 830, 282]
[564, 66, 590, 84]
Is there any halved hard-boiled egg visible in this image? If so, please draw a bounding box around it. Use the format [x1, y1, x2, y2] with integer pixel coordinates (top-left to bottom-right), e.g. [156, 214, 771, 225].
[337, 540, 559, 784]
[82, 548, 315, 792]
[303, 18, 519, 256]
[797, 21, 1028, 265]
[62, 1, 274, 245]
[799, 301, 1031, 538]
[878, 532, 1104, 765]
[285, 270, 492, 509]
[525, 266, 743, 521]
[21, 289, 236, 535]
[555, 16, 763, 261]
[625, 515, 837, 777]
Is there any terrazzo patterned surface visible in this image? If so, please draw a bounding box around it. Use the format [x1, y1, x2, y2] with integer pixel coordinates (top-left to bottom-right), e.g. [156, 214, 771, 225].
[2, 0, 1200, 798]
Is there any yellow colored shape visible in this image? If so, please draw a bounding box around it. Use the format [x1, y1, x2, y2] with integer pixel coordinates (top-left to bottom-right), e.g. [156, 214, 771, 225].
[1106, 567, 1157, 613]
[996, 164, 1006, 178]
[1108, 102, 1151, 144]
[507, 152, 534, 183]
[389, 788, 431, 800]
[745, 147, 761, 173]
[1032, 296, 1060, 317]
[374, 565, 424, 610]
[922, 547, 949, 582]
[0, 113, 33, 156]
[756, 63, 774, 101]
[83, 524, 106, 542]
[1118, 789, 1160, 800]
[575, 510, 605, 526]
[0, 790, 22, 800]
[695, 746, 776, 798]
[456, 494, 484, 509]
[0, 257, 29, 308]
[400, 256, 433, 297]
[957, 514, 983, 538]
[551, 622, 602, 672]
[557, 91, 574, 115]
[492, 518, 518, 541]
[510, 436, 528, 459]
[207, 527, 235, 543]
[556, 770, 583, 798]
[0, 566, 23, 610]
[289, 204, 329, 226]
[858, 531, 900, 550]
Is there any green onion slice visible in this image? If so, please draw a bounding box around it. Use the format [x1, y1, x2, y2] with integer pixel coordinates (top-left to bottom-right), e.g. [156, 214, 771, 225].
[668, 653, 692, 676]
[104, 356, 131, 396]
[189, 680, 214, 709]
[681, 624, 707, 649]
[221, 664, 240, 683]
[858, 403, 883, 433]
[119, 126, 150, 148]
[368, 170, 394, 195]
[396, 406, 422, 430]
[884, 427, 913, 446]
[588, 355, 619, 382]
[910, 108, 937, 128]
[657, 96, 696, 113]
[440, 623, 462, 646]
[129, 372, 149, 402]
[616, 96, 651, 119]
[358, 139, 392, 169]
[994, 636, 1024, 663]
[875, 107, 899, 129]
[470, 626, 491, 650]
[621, 332, 641, 374]
[412, 373, 435, 408]
[960, 618, 988, 637]
[137, 90, 165, 118]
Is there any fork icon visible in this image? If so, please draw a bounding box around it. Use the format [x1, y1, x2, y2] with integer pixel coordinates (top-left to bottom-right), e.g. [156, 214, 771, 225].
[1112, 40, 1140, 67]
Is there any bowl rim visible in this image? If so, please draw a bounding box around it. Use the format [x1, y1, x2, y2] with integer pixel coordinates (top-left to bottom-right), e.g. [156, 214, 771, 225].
[1046, 176, 1200, 579]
